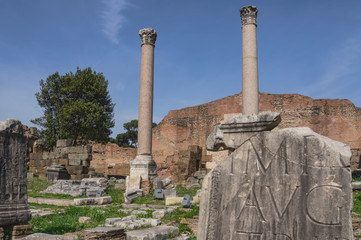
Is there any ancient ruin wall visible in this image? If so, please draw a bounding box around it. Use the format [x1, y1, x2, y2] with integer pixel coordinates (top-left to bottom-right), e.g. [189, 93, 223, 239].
[91, 143, 136, 177]
[152, 92, 361, 179]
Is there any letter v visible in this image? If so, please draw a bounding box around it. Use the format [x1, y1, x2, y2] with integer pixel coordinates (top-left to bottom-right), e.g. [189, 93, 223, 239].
[265, 186, 299, 220]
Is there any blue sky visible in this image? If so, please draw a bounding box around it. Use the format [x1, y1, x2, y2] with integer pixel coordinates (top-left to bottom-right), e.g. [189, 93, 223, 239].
[0, 0, 360, 136]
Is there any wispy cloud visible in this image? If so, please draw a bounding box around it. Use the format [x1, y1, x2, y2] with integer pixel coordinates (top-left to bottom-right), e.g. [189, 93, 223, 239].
[100, 0, 129, 44]
[301, 33, 361, 98]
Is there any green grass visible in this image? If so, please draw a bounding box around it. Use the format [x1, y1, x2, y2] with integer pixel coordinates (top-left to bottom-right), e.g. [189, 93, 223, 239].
[353, 177, 361, 182]
[28, 177, 83, 199]
[132, 189, 166, 205]
[177, 185, 201, 197]
[354, 192, 361, 214]
[104, 186, 125, 204]
[162, 205, 199, 238]
[29, 206, 129, 235]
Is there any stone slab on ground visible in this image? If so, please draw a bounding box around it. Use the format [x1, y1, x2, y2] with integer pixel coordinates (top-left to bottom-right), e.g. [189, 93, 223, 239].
[122, 204, 173, 209]
[82, 227, 126, 240]
[126, 226, 179, 240]
[198, 127, 353, 239]
[73, 196, 112, 206]
[16, 233, 75, 240]
[28, 197, 74, 206]
[165, 197, 199, 206]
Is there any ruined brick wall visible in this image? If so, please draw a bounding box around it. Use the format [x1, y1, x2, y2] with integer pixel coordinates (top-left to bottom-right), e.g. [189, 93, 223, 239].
[152, 92, 361, 178]
[90, 143, 136, 177]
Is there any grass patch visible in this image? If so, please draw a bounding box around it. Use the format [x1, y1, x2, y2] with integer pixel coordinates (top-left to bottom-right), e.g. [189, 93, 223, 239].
[163, 205, 199, 237]
[29, 206, 128, 235]
[177, 185, 200, 197]
[105, 186, 124, 204]
[354, 191, 361, 214]
[353, 177, 361, 182]
[27, 177, 83, 200]
[132, 189, 166, 205]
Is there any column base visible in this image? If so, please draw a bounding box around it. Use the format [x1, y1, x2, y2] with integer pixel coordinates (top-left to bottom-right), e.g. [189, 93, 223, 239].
[129, 155, 158, 181]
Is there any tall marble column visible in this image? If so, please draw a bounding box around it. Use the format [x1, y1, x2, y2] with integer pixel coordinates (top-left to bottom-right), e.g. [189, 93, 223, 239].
[129, 28, 158, 182]
[240, 5, 259, 115]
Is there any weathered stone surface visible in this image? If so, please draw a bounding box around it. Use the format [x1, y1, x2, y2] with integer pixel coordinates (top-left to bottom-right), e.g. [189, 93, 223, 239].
[0, 119, 31, 226]
[126, 176, 142, 192]
[181, 195, 193, 208]
[163, 188, 179, 198]
[17, 233, 75, 240]
[130, 155, 157, 181]
[198, 127, 353, 239]
[82, 227, 125, 240]
[126, 226, 179, 240]
[73, 196, 112, 206]
[28, 197, 74, 206]
[165, 197, 200, 206]
[206, 112, 281, 151]
[124, 189, 143, 204]
[153, 189, 164, 200]
[41, 178, 109, 197]
[78, 217, 91, 223]
[47, 163, 70, 182]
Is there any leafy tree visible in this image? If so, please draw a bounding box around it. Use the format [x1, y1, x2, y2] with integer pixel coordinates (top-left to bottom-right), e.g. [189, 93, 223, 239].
[32, 67, 115, 147]
[111, 120, 157, 148]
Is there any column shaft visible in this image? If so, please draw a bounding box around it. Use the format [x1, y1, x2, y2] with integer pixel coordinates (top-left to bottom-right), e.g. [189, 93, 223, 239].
[242, 23, 259, 114]
[240, 5, 259, 115]
[138, 44, 154, 155]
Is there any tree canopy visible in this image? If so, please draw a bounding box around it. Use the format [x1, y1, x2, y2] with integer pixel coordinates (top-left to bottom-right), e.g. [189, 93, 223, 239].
[32, 67, 115, 147]
[111, 120, 157, 148]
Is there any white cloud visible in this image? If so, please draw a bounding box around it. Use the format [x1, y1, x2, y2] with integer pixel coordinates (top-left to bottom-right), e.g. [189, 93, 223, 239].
[100, 0, 129, 44]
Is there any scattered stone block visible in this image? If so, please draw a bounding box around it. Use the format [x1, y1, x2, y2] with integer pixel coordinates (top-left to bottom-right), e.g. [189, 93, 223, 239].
[46, 163, 70, 182]
[131, 210, 147, 215]
[105, 217, 123, 226]
[122, 215, 136, 221]
[163, 188, 178, 198]
[78, 217, 91, 224]
[353, 182, 361, 190]
[126, 176, 142, 192]
[126, 226, 179, 240]
[15, 233, 75, 239]
[152, 209, 168, 219]
[185, 183, 200, 189]
[153, 189, 164, 200]
[10, 224, 33, 239]
[73, 196, 112, 206]
[141, 218, 161, 227]
[152, 176, 164, 189]
[124, 189, 143, 204]
[165, 197, 200, 206]
[181, 195, 193, 208]
[82, 227, 125, 240]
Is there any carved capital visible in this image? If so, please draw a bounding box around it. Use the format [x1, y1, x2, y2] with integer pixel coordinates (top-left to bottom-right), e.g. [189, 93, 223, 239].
[139, 28, 157, 46]
[240, 5, 258, 26]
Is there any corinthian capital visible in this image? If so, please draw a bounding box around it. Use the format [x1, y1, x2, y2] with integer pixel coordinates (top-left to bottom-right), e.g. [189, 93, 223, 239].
[139, 28, 157, 46]
[240, 6, 258, 25]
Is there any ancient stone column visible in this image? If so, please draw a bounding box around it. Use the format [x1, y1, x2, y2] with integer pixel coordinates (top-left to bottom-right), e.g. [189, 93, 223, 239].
[128, 28, 158, 184]
[0, 119, 32, 231]
[240, 5, 259, 115]
[138, 28, 157, 156]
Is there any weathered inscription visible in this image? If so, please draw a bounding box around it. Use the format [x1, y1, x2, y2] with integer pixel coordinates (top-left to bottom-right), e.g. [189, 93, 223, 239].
[198, 127, 353, 240]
